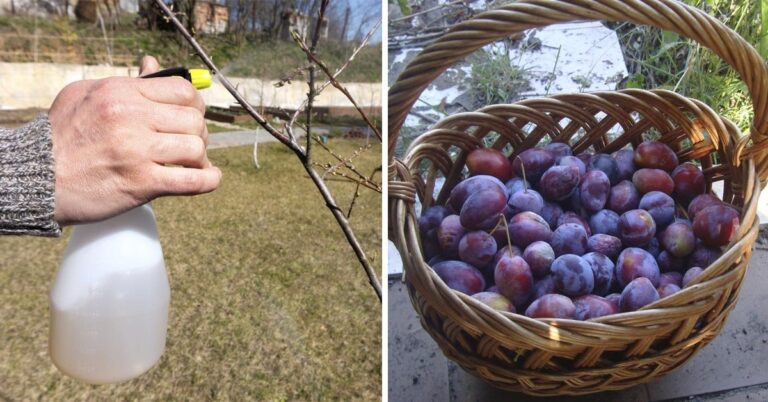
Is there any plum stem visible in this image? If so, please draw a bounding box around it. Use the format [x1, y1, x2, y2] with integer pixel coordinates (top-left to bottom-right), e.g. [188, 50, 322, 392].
[489, 213, 514, 258]
[515, 155, 528, 192]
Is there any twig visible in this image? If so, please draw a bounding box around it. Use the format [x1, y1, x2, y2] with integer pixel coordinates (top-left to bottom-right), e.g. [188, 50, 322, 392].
[291, 33, 382, 141]
[347, 166, 381, 219]
[408, 110, 439, 124]
[304, 0, 329, 163]
[153, 0, 381, 302]
[288, 18, 382, 130]
[390, 0, 463, 23]
[152, 0, 302, 155]
[311, 165, 381, 192]
[387, 29, 447, 50]
[318, 19, 381, 95]
[313, 136, 376, 185]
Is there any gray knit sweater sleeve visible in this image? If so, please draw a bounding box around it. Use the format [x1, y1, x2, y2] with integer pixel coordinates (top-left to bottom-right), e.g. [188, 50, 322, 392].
[0, 114, 61, 237]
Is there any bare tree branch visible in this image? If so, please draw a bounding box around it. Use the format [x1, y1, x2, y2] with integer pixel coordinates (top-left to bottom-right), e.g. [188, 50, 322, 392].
[289, 18, 382, 129]
[303, 0, 329, 165]
[314, 137, 377, 185]
[347, 166, 381, 218]
[152, 0, 382, 302]
[153, 0, 303, 155]
[291, 33, 382, 141]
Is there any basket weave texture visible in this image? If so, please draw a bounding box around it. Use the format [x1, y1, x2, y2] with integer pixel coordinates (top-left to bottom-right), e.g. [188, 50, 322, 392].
[388, 0, 768, 396]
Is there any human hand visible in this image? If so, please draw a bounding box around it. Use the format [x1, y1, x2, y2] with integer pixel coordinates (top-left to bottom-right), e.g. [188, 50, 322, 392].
[49, 55, 221, 226]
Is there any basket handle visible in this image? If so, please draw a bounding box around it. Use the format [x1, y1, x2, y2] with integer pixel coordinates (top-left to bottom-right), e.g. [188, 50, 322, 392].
[388, 0, 768, 181]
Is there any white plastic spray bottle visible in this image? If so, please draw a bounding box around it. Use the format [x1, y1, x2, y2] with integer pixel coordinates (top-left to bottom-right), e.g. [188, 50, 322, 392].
[49, 68, 212, 384]
[50, 204, 169, 384]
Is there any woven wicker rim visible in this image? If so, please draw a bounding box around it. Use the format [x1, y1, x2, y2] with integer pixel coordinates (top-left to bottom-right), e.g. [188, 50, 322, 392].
[387, 0, 768, 395]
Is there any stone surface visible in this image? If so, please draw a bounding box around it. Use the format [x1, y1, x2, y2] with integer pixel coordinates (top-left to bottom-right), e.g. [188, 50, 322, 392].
[388, 280, 450, 401]
[646, 249, 768, 400]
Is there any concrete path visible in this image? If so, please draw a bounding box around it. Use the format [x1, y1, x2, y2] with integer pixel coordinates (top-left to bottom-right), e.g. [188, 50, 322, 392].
[207, 127, 328, 149]
[388, 248, 768, 401]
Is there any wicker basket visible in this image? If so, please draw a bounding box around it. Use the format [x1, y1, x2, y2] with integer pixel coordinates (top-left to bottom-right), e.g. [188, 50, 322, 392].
[388, 0, 768, 396]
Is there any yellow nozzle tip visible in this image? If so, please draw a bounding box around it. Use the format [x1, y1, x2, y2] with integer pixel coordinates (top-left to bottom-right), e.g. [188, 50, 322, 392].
[189, 69, 212, 89]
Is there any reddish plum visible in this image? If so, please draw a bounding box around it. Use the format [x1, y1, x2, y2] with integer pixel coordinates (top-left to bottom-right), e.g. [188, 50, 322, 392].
[633, 168, 674, 195]
[633, 141, 678, 172]
[495, 255, 534, 306]
[687, 193, 722, 220]
[693, 205, 740, 247]
[672, 163, 706, 206]
[466, 148, 513, 182]
[493, 245, 523, 266]
[605, 293, 621, 310]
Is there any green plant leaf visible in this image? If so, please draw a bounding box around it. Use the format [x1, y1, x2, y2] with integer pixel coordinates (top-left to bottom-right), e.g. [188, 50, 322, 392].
[759, 0, 768, 58]
[626, 74, 646, 89]
[396, 0, 411, 16]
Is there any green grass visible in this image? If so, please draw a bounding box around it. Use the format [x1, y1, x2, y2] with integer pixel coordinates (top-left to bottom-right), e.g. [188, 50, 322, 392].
[616, 0, 766, 133]
[468, 48, 531, 105]
[0, 139, 381, 400]
[0, 14, 382, 81]
[206, 123, 233, 133]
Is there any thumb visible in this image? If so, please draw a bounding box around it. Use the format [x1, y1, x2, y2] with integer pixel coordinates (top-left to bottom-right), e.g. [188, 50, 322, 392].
[139, 55, 161, 76]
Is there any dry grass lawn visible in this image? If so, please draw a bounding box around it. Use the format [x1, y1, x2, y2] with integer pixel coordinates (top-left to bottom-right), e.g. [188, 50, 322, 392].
[0, 139, 381, 400]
